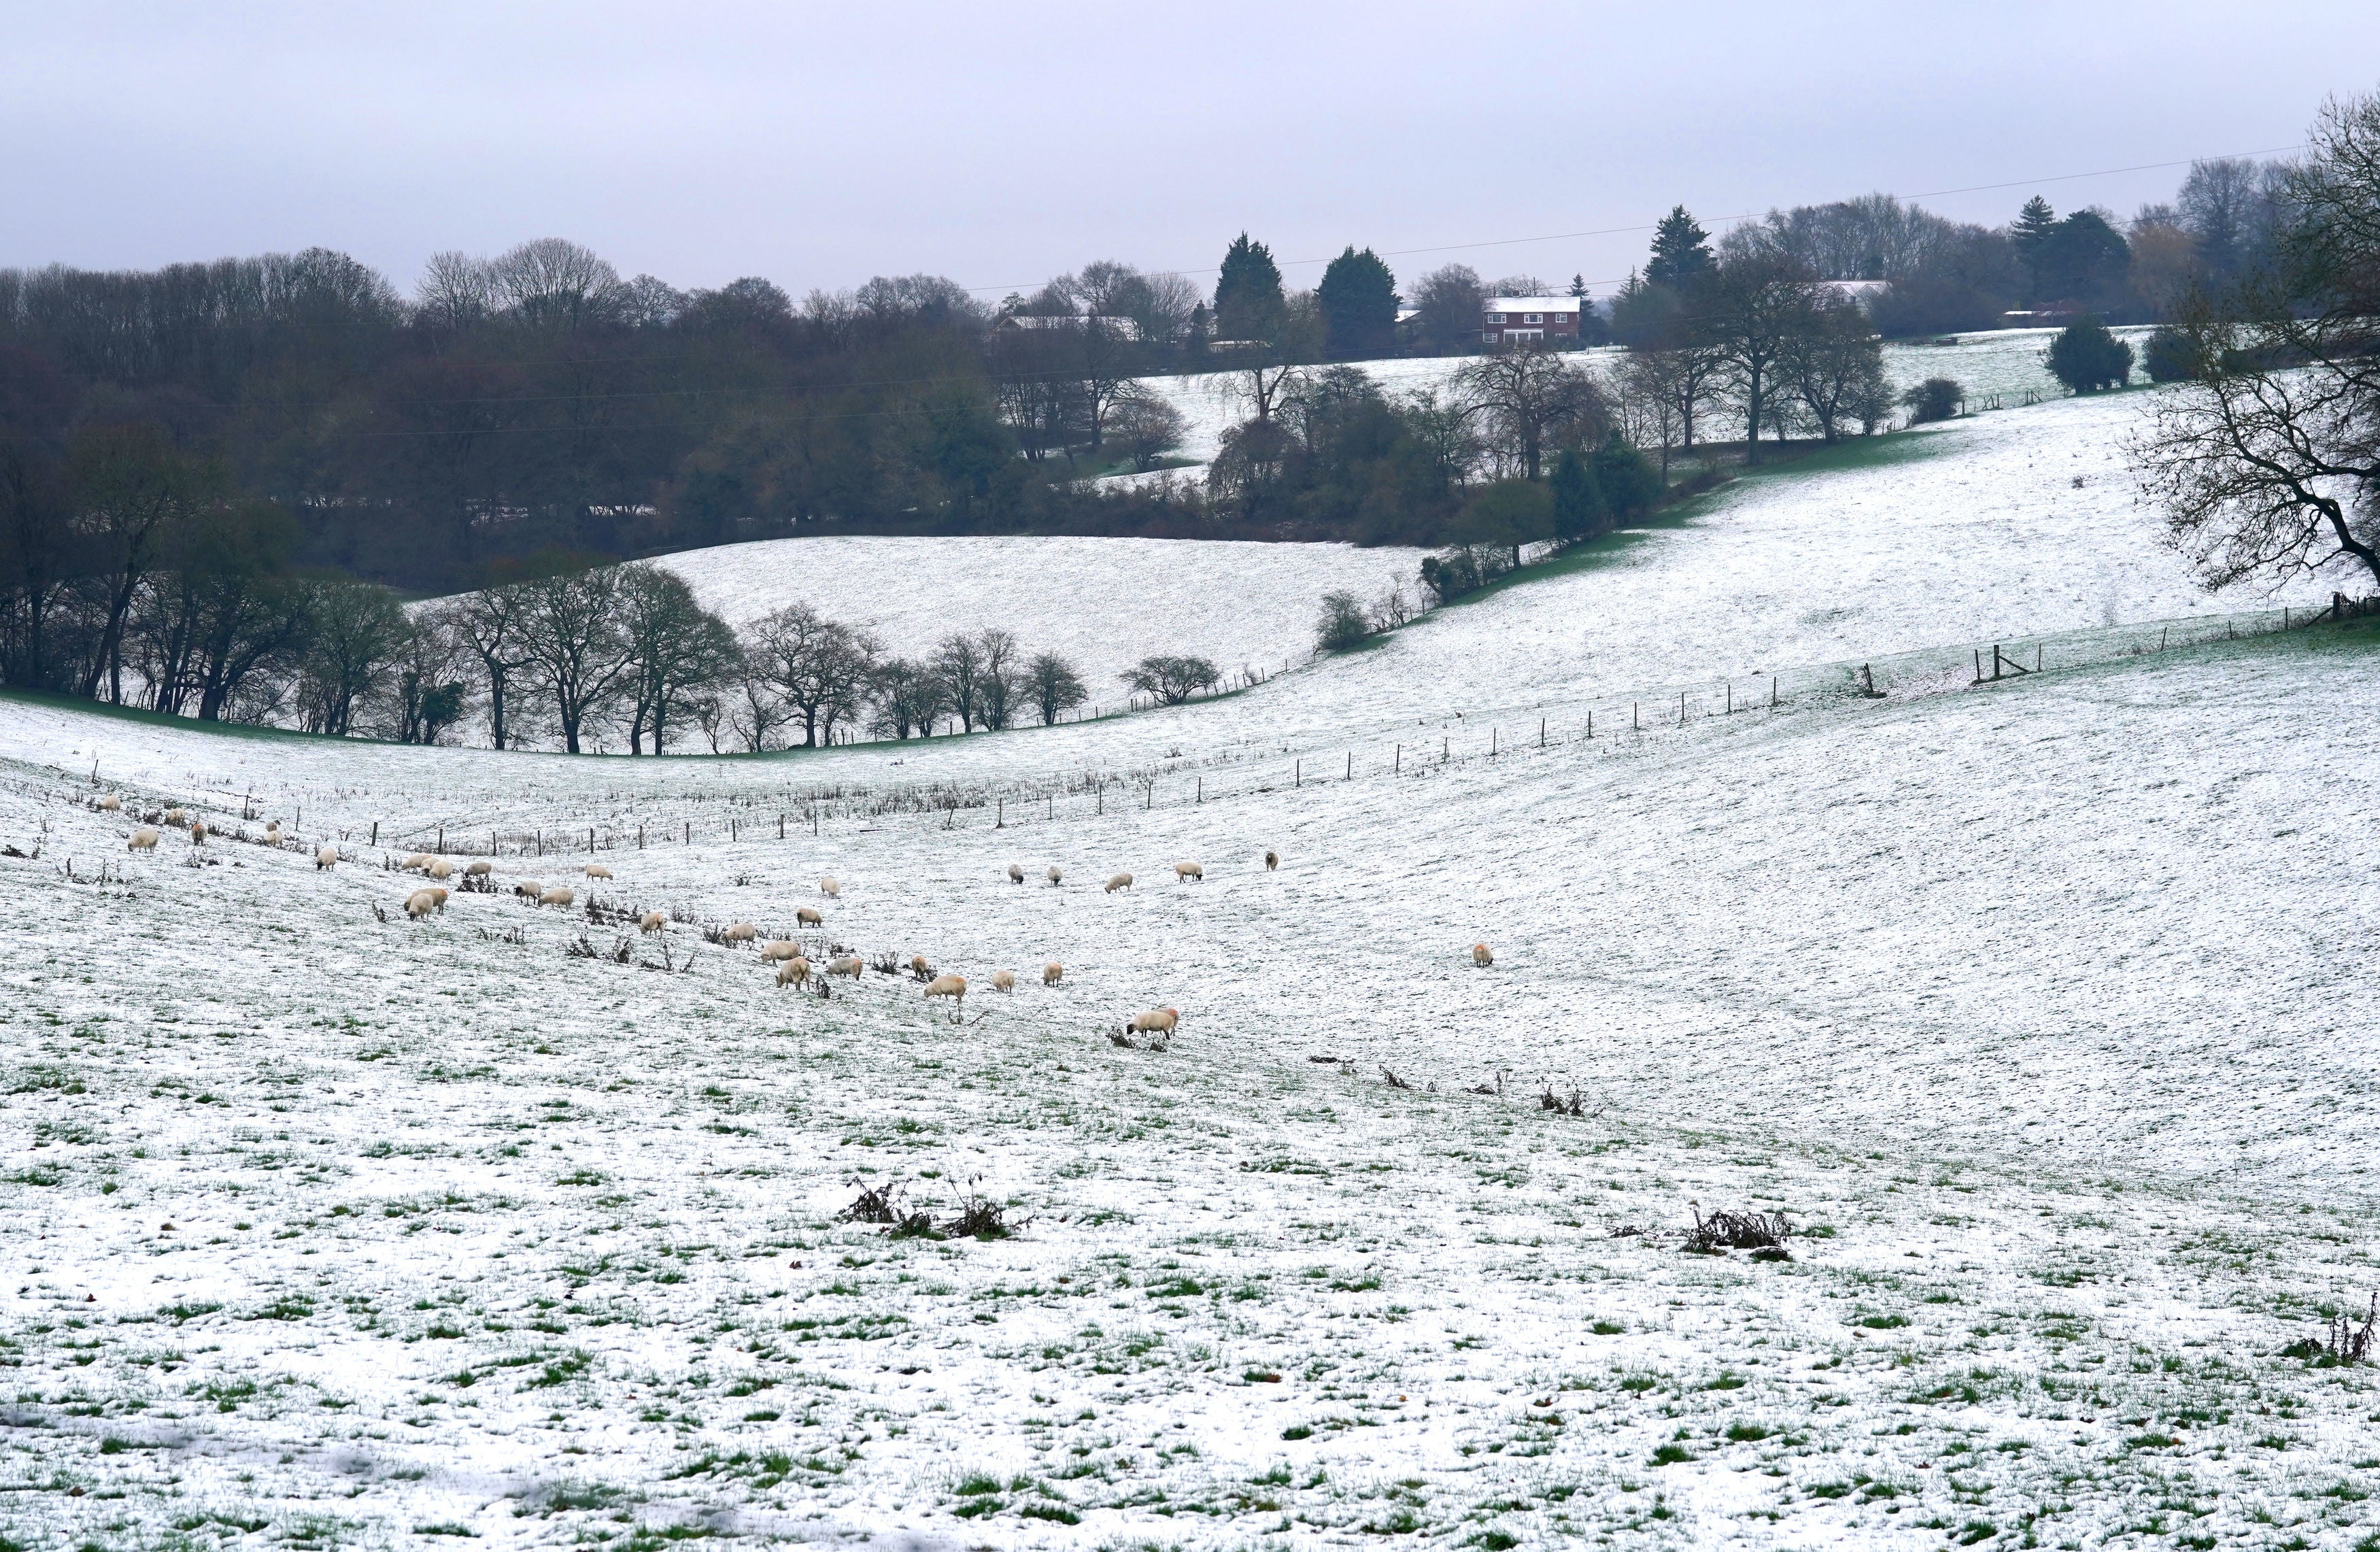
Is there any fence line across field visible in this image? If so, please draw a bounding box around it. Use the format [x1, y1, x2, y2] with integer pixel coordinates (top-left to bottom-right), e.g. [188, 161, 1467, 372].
[293, 595, 2363, 858]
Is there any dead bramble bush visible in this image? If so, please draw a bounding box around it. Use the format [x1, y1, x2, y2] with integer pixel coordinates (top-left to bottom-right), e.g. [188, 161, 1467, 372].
[1540, 1085, 1584, 1116]
[1685, 1204, 1794, 1261]
[841, 1177, 906, 1224]
[2286, 1294, 2379, 1365]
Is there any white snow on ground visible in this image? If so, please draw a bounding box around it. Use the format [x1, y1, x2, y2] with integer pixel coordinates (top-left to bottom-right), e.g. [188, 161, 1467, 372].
[5, 385, 2379, 1549]
[1136, 326, 2154, 467]
[654, 535, 1425, 700]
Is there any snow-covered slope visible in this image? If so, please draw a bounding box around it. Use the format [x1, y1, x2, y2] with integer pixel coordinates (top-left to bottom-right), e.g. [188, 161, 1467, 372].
[5, 384, 2377, 1549]
[654, 533, 1425, 701]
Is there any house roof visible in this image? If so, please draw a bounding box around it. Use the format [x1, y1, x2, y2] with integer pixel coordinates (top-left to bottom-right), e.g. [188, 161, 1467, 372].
[1485, 297, 1582, 311]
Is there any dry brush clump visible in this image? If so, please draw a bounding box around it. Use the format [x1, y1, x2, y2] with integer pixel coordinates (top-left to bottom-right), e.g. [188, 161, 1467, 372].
[1686, 1204, 1795, 1261]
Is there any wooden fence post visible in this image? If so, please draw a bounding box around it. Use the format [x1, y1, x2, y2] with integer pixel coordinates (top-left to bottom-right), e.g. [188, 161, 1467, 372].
[369, 820, 376, 847]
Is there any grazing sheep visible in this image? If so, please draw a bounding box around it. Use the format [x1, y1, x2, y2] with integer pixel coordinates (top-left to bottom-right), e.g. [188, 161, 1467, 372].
[1043, 962, 1063, 985]
[128, 827, 159, 851]
[97, 794, 122, 812]
[405, 888, 439, 919]
[923, 973, 966, 1013]
[909, 953, 931, 978]
[991, 970, 1017, 993]
[819, 877, 840, 898]
[315, 845, 338, 870]
[776, 956, 811, 988]
[796, 906, 823, 928]
[1126, 1007, 1180, 1038]
[401, 853, 432, 873]
[1472, 943, 1493, 967]
[1104, 872, 1133, 893]
[759, 940, 802, 962]
[1265, 849, 1278, 871]
[1008, 862, 1024, 885]
[515, 880, 542, 899]
[584, 863, 611, 880]
[827, 955, 864, 978]
[429, 887, 448, 908]
[1173, 860, 1202, 881]
[540, 886, 575, 908]
[1047, 866, 1061, 885]
[188, 820, 207, 845]
[164, 808, 188, 827]
[424, 858, 452, 880]
[464, 860, 491, 877]
[723, 922, 758, 943]
[639, 910, 666, 935]
[263, 822, 281, 843]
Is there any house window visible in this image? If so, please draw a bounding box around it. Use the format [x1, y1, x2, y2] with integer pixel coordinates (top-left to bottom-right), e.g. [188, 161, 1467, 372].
[1525, 313, 1542, 324]
[1485, 314, 1503, 324]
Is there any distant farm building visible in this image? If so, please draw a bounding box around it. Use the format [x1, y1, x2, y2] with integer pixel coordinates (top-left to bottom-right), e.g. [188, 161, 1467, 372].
[1483, 297, 1588, 345]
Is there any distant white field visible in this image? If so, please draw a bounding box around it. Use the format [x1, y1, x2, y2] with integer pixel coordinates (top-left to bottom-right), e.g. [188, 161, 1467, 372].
[653, 533, 1426, 701]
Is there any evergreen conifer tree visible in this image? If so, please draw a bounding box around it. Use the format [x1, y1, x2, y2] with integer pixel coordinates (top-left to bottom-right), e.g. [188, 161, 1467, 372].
[1316, 246, 1398, 360]
[1645, 207, 1714, 289]
[1214, 233, 1287, 343]
[1550, 448, 1605, 542]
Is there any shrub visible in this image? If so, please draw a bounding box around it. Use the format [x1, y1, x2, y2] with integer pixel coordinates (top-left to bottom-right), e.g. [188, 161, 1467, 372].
[1901, 377, 1963, 424]
[1314, 591, 1374, 654]
[2046, 317, 2135, 393]
[1119, 654, 1221, 705]
[2141, 326, 2200, 383]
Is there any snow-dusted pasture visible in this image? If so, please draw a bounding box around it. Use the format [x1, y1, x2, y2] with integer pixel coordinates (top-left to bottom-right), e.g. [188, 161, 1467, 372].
[653, 535, 1425, 703]
[6, 386, 2380, 1549]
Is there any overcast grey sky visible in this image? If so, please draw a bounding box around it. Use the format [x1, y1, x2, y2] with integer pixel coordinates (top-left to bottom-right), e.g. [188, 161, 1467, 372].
[5, 1, 2373, 302]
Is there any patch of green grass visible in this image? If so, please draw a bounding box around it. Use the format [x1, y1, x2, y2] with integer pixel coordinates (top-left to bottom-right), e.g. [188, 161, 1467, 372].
[1282, 1424, 1314, 1441]
[1726, 1421, 1773, 1443]
[1650, 1443, 1695, 1466]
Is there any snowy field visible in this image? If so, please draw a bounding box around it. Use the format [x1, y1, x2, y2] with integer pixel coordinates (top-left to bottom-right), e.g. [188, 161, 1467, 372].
[653, 535, 1425, 701]
[6, 385, 2380, 1550]
[1136, 327, 2156, 467]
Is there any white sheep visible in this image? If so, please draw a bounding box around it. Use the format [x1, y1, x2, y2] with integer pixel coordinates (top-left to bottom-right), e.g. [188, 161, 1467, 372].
[991, 970, 1016, 993]
[424, 858, 452, 880]
[1173, 860, 1202, 881]
[1047, 866, 1061, 885]
[515, 880, 542, 899]
[464, 860, 492, 877]
[1008, 863, 1024, 885]
[127, 827, 159, 851]
[909, 953, 931, 978]
[1126, 1007, 1179, 1038]
[723, 922, 758, 943]
[163, 808, 188, 827]
[923, 973, 966, 1015]
[1265, 849, 1278, 871]
[796, 906, 823, 928]
[401, 853, 432, 873]
[1043, 962, 1063, 985]
[188, 819, 208, 845]
[541, 886, 575, 908]
[405, 888, 439, 919]
[315, 845, 338, 870]
[1104, 872, 1133, 893]
[98, 794, 122, 812]
[827, 954, 864, 978]
[819, 877, 840, 898]
[639, 909, 666, 935]
[759, 940, 802, 962]
[263, 822, 281, 844]
[430, 887, 448, 909]
[584, 863, 611, 880]
[776, 956, 811, 988]
[1472, 943, 1494, 967]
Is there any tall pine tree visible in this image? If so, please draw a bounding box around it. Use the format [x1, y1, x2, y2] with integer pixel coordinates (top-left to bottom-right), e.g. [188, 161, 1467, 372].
[1316, 246, 1397, 360]
[1645, 207, 1713, 289]
[2011, 196, 2058, 302]
[1214, 233, 1287, 343]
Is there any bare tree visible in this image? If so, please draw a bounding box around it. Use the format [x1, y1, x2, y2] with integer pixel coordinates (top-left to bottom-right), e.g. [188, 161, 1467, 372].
[298, 577, 409, 736]
[614, 563, 739, 754]
[1701, 254, 1829, 464]
[517, 565, 636, 754]
[1121, 654, 1220, 705]
[1409, 264, 1486, 354]
[1452, 347, 1608, 479]
[751, 602, 879, 747]
[976, 629, 1021, 729]
[1027, 651, 1087, 724]
[934, 631, 985, 730]
[1778, 290, 1887, 444]
[1108, 388, 1186, 471]
[447, 582, 536, 749]
[2132, 88, 2380, 593]
[726, 653, 793, 752]
[870, 656, 945, 739]
[385, 609, 469, 745]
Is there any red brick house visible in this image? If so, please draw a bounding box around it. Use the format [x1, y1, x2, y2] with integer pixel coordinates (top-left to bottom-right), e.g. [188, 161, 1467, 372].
[1482, 296, 1587, 345]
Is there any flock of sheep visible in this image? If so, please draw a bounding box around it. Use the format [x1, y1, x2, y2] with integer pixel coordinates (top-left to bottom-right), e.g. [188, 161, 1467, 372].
[105, 794, 1495, 1043]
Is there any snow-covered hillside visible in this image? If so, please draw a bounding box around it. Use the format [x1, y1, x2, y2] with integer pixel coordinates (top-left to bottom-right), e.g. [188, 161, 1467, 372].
[654, 534, 1425, 701]
[6, 383, 2379, 1549]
